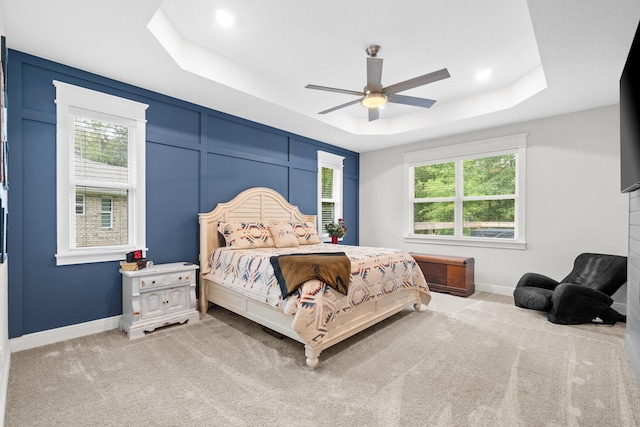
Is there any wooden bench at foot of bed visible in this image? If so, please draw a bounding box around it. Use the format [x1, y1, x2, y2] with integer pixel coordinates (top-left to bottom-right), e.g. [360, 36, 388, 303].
[411, 253, 475, 297]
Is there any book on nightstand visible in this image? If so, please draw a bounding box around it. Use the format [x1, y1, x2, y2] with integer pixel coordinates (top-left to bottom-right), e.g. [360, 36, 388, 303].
[119, 259, 147, 271]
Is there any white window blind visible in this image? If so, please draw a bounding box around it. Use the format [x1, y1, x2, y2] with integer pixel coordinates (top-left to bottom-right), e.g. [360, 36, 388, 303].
[321, 166, 336, 231]
[73, 116, 129, 246]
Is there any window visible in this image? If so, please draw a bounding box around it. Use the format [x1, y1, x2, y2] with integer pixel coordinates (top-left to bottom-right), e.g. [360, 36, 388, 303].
[317, 151, 344, 240]
[75, 194, 85, 215]
[404, 134, 527, 249]
[101, 197, 113, 228]
[54, 81, 148, 265]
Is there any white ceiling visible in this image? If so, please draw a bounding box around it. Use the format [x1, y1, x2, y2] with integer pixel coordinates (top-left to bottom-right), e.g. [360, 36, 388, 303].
[3, 0, 640, 153]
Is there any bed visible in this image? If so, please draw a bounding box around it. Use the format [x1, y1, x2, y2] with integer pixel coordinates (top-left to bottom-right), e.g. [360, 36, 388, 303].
[198, 187, 430, 369]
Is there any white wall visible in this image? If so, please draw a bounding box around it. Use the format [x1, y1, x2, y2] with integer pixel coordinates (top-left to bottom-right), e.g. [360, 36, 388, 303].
[626, 190, 640, 388]
[1, 2, 9, 425]
[0, 260, 6, 427]
[360, 105, 628, 305]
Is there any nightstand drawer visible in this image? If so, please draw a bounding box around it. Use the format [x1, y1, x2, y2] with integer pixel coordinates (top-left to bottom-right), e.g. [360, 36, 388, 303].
[164, 271, 194, 285]
[140, 274, 167, 289]
[139, 271, 193, 289]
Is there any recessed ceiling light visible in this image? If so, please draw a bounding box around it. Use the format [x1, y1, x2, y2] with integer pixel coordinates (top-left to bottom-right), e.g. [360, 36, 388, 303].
[215, 9, 235, 28]
[476, 69, 493, 81]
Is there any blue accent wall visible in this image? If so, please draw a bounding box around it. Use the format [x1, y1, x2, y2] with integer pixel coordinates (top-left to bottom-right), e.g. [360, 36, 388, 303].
[7, 50, 359, 338]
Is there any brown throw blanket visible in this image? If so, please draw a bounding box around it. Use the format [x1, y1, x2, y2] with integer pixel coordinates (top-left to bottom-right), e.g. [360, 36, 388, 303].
[270, 252, 351, 298]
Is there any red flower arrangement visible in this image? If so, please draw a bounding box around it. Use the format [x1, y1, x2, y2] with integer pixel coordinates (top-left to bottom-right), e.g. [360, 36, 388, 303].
[326, 218, 347, 238]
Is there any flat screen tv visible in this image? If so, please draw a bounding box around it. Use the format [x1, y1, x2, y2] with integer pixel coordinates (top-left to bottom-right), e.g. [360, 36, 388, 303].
[621, 21, 640, 193]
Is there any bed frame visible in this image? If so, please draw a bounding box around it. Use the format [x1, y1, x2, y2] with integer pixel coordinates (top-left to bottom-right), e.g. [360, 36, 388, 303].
[198, 187, 423, 369]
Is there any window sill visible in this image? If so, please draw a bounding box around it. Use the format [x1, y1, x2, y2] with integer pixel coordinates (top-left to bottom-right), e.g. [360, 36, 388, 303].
[404, 235, 526, 250]
[55, 246, 146, 266]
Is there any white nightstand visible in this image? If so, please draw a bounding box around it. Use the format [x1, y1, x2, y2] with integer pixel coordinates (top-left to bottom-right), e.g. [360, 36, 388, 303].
[119, 262, 199, 339]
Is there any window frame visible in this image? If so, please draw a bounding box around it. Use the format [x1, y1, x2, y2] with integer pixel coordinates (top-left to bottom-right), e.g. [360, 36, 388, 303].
[403, 134, 527, 250]
[317, 150, 344, 241]
[54, 80, 148, 265]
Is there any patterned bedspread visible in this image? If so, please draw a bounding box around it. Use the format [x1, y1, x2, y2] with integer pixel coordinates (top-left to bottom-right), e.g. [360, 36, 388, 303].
[204, 243, 430, 345]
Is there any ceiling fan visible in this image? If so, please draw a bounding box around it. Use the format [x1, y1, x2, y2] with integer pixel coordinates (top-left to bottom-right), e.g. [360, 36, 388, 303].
[305, 45, 451, 122]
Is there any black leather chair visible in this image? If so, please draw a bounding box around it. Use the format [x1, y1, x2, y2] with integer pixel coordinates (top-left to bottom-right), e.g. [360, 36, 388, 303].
[513, 253, 627, 325]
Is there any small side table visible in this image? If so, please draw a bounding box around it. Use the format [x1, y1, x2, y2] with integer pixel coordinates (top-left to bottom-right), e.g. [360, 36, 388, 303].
[120, 262, 199, 339]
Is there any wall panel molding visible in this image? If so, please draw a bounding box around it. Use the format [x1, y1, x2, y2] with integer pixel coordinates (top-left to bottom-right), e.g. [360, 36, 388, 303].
[7, 49, 359, 339]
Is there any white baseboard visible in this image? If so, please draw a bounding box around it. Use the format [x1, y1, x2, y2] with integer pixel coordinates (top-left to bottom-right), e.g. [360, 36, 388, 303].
[475, 282, 514, 296]
[9, 316, 122, 353]
[612, 301, 627, 316]
[0, 340, 9, 427]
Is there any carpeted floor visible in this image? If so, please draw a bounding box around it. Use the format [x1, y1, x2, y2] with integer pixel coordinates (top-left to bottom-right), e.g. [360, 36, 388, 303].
[5, 291, 640, 426]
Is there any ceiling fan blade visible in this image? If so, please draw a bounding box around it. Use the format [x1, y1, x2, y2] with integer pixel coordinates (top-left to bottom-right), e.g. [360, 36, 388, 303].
[366, 57, 383, 91]
[305, 84, 364, 97]
[384, 68, 450, 95]
[387, 94, 436, 108]
[318, 98, 362, 115]
[368, 108, 379, 122]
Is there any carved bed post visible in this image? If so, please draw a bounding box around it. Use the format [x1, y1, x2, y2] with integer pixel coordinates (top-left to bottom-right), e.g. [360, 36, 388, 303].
[304, 345, 321, 370]
[199, 286, 208, 314]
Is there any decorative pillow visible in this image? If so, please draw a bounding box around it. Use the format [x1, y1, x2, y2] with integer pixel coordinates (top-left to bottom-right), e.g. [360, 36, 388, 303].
[268, 222, 300, 248]
[219, 222, 274, 249]
[290, 222, 321, 245]
[217, 221, 228, 246]
[217, 222, 227, 237]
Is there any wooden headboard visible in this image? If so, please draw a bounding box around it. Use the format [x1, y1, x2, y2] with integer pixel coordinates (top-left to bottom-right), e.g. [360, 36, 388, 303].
[198, 187, 316, 274]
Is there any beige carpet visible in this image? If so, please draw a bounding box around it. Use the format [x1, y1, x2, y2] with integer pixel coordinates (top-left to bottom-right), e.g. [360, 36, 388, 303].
[5, 292, 640, 427]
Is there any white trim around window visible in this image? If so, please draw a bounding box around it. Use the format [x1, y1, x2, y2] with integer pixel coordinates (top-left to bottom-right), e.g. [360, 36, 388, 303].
[403, 133, 527, 250]
[54, 81, 148, 265]
[317, 150, 344, 241]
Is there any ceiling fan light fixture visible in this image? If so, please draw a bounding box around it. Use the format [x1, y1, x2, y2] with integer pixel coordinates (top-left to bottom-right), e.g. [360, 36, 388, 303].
[305, 45, 450, 121]
[361, 92, 387, 109]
